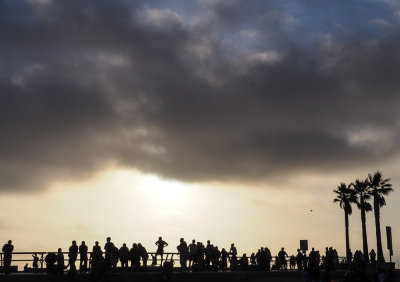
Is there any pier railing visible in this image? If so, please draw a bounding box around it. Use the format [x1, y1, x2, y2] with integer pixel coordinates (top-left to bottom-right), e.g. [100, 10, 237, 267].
[0, 251, 348, 272]
[1, 251, 182, 270]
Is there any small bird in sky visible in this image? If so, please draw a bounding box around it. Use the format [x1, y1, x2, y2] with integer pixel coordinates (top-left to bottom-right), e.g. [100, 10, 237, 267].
[310, 210, 313, 212]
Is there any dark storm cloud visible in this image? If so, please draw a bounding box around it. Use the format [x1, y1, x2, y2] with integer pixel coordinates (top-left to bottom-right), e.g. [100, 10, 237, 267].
[1, 0, 400, 191]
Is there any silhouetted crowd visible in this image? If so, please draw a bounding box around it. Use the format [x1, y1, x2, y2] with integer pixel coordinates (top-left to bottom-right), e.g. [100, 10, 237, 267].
[1, 239, 396, 281]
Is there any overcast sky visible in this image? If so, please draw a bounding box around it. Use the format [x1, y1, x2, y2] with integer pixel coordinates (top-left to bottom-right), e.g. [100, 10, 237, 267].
[1, 0, 399, 262]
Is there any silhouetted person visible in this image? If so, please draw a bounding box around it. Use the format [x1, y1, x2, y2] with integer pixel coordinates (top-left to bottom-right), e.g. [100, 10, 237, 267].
[32, 253, 39, 273]
[308, 247, 317, 268]
[161, 255, 174, 281]
[239, 253, 248, 271]
[265, 247, 272, 271]
[290, 255, 296, 269]
[119, 243, 129, 269]
[221, 248, 228, 271]
[188, 239, 196, 269]
[56, 248, 64, 276]
[250, 253, 256, 266]
[155, 236, 168, 266]
[205, 240, 212, 270]
[68, 240, 78, 276]
[2, 240, 13, 274]
[324, 247, 333, 268]
[177, 238, 189, 272]
[211, 245, 221, 271]
[230, 253, 238, 271]
[91, 241, 102, 273]
[347, 248, 353, 263]
[45, 252, 57, 274]
[196, 242, 205, 271]
[229, 243, 237, 257]
[278, 247, 288, 270]
[138, 243, 148, 270]
[296, 249, 303, 270]
[256, 248, 264, 270]
[302, 251, 308, 268]
[333, 248, 339, 264]
[229, 243, 238, 271]
[369, 249, 376, 263]
[90, 241, 105, 279]
[79, 241, 88, 274]
[104, 237, 116, 270]
[130, 243, 140, 270]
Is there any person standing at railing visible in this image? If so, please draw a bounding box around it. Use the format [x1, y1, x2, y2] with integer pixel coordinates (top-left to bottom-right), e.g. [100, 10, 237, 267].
[2, 240, 13, 275]
[220, 248, 228, 271]
[104, 237, 116, 271]
[130, 243, 140, 270]
[265, 247, 272, 271]
[239, 253, 248, 271]
[369, 249, 376, 263]
[56, 248, 64, 276]
[211, 245, 221, 271]
[205, 240, 212, 270]
[196, 242, 205, 271]
[177, 238, 189, 272]
[68, 240, 78, 276]
[250, 252, 256, 267]
[32, 253, 39, 273]
[256, 248, 264, 271]
[90, 241, 102, 274]
[119, 243, 129, 269]
[155, 236, 168, 266]
[188, 239, 196, 270]
[138, 243, 148, 270]
[296, 249, 303, 271]
[229, 243, 237, 257]
[229, 243, 238, 270]
[45, 252, 57, 274]
[277, 247, 288, 270]
[79, 241, 88, 274]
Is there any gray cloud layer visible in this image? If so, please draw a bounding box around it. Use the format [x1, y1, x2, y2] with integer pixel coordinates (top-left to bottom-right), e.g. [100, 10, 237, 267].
[1, 0, 400, 191]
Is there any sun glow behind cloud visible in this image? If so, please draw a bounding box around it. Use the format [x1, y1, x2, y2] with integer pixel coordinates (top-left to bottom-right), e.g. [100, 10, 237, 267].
[0, 167, 399, 266]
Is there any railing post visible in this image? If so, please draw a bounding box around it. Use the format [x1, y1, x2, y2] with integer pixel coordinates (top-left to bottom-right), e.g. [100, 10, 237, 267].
[41, 252, 44, 272]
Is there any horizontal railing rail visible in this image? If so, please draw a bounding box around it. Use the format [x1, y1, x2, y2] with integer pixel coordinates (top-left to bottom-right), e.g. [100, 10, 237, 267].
[0, 250, 348, 273]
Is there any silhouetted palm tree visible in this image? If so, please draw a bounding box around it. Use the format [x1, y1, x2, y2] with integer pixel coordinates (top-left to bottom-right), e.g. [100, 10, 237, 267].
[367, 171, 393, 263]
[352, 179, 372, 262]
[333, 183, 357, 262]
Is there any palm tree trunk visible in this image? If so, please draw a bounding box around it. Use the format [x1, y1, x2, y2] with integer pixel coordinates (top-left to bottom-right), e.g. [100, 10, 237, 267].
[345, 211, 351, 262]
[360, 205, 369, 262]
[374, 198, 385, 262]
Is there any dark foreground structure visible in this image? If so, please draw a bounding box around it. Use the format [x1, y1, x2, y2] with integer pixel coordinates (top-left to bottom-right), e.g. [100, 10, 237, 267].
[0, 270, 399, 282]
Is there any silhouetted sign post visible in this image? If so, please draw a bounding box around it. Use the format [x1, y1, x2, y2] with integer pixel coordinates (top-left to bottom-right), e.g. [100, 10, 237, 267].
[386, 226, 393, 262]
[300, 240, 308, 251]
